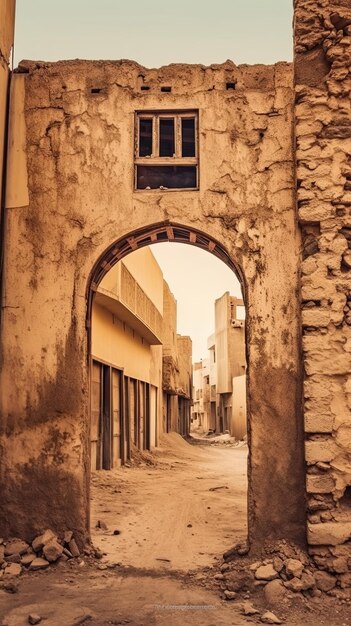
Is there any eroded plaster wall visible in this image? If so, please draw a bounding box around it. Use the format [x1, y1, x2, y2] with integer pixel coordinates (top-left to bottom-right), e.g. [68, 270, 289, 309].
[176, 335, 192, 399]
[0, 58, 303, 547]
[294, 0, 351, 575]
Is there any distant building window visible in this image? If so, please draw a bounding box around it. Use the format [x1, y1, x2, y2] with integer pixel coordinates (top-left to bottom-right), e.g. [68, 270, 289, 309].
[135, 111, 198, 190]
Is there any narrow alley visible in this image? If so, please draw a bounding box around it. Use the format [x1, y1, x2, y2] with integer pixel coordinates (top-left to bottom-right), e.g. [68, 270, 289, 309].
[90, 433, 248, 572]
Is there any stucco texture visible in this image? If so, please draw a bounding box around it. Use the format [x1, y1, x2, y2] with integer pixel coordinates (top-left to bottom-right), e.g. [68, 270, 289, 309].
[0, 58, 304, 547]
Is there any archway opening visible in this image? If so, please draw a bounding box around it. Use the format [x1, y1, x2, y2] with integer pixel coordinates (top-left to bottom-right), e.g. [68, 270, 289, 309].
[87, 222, 249, 571]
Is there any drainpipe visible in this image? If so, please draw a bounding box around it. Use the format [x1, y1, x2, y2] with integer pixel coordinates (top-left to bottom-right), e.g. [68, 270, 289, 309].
[0, 66, 13, 356]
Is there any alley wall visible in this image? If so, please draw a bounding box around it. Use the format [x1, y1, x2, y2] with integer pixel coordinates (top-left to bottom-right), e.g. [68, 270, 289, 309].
[295, 0, 351, 573]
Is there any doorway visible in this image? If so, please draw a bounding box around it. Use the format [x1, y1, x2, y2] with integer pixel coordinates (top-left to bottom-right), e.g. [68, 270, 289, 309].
[89, 231, 249, 571]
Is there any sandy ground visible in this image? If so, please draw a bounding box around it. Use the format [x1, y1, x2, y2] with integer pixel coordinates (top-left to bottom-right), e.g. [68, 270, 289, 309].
[1, 434, 351, 626]
[90, 433, 248, 571]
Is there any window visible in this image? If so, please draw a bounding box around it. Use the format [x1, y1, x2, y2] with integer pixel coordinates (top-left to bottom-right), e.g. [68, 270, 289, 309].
[135, 111, 198, 190]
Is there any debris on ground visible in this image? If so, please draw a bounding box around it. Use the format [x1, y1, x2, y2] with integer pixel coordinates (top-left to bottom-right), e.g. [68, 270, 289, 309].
[199, 537, 351, 620]
[0, 529, 102, 580]
[187, 431, 247, 448]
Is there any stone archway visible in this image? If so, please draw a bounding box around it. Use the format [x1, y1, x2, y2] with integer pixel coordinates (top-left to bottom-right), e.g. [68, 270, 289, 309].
[0, 58, 305, 551]
[87, 221, 244, 319]
[86, 219, 305, 551]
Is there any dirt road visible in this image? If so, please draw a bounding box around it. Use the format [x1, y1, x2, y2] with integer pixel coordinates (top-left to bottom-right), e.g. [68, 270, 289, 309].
[1, 435, 350, 626]
[90, 433, 248, 571]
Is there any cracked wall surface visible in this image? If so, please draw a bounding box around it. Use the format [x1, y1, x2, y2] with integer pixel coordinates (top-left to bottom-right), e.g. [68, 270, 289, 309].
[295, 0, 351, 577]
[0, 57, 305, 548]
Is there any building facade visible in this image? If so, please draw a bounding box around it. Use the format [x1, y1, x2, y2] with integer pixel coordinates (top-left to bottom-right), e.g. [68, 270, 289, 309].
[91, 247, 163, 470]
[215, 293, 246, 439]
[192, 359, 210, 432]
[191, 293, 246, 439]
[162, 282, 192, 436]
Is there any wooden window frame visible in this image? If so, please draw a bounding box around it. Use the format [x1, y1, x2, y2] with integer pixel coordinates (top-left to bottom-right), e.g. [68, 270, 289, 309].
[134, 110, 199, 191]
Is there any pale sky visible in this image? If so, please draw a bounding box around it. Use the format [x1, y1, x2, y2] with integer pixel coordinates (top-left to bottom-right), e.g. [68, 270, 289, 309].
[14, 0, 293, 361]
[150, 243, 242, 360]
[14, 0, 293, 67]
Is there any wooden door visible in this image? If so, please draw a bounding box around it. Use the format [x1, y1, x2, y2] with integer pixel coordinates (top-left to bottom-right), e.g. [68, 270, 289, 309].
[139, 381, 145, 451]
[91, 361, 102, 470]
[102, 365, 112, 470]
[112, 368, 122, 467]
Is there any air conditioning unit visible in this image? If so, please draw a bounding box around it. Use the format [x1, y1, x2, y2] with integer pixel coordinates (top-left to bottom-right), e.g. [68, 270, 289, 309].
[231, 319, 244, 328]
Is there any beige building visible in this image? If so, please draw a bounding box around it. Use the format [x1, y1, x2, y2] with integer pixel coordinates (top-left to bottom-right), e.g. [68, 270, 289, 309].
[90, 246, 192, 468]
[91, 247, 163, 469]
[215, 293, 246, 439]
[176, 335, 193, 436]
[207, 335, 217, 431]
[192, 359, 209, 431]
[192, 293, 246, 438]
[162, 282, 192, 436]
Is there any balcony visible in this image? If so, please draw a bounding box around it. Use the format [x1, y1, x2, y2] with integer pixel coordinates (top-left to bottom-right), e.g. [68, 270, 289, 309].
[95, 262, 163, 345]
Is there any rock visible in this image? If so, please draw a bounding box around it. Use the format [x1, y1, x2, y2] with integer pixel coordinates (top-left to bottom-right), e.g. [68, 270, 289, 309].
[96, 520, 108, 530]
[261, 611, 282, 624]
[224, 590, 236, 600]
[32, 530, 56, 553]
[285, 558, 304, 579]
[43, 539, 64, 562]
[241, 601, 259, 615]
[0, 545, 4, 564]
[264, 579, 287, 606]
[306, 474, 335, 494]
[307, 522, 351, 546]
[68, 539, 80, 557]
[98, 563, 107, 570]
[214, 573, 224, 580]
[255, 564, 278, 581]
[195, 573, 205, 582]
[28, 615, 42, 625]
[5, 563, 22, 576]
[237, 544, 249, 556]
[250, 561, 262, 571]
[224, 569, 253, 592]
[220, 563, 230, 572]
[94, 548, 103, 560]
[21, 554, 36, 566]
[300, 571, 315, 590]
[63, 548, 73, 558]
[330, 557, 348, 573]
[29, 558, 50, 571]
[339, 573, 351, 589]
[284, 577, 304, 592]
[273, 557, 284, 573]
[4, 539, 29, 557]
[64, 530, 73, 543]
[6, 554, 21, 563]
[0, 579, 18, 593]
[314, 570, 336, 592]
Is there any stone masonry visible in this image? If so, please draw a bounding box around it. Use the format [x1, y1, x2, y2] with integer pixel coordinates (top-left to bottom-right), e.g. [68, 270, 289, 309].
[0, 0, 350, 579]
[295, 0, 351, 572]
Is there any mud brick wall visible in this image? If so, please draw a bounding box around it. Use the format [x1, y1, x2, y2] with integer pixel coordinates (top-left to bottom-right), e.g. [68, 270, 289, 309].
[294, 0, 351, 577]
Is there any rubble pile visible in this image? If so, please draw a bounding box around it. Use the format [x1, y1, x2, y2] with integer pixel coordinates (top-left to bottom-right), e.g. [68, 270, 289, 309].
[215, 540, 351, 608]
[0, 529, 97, 581]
